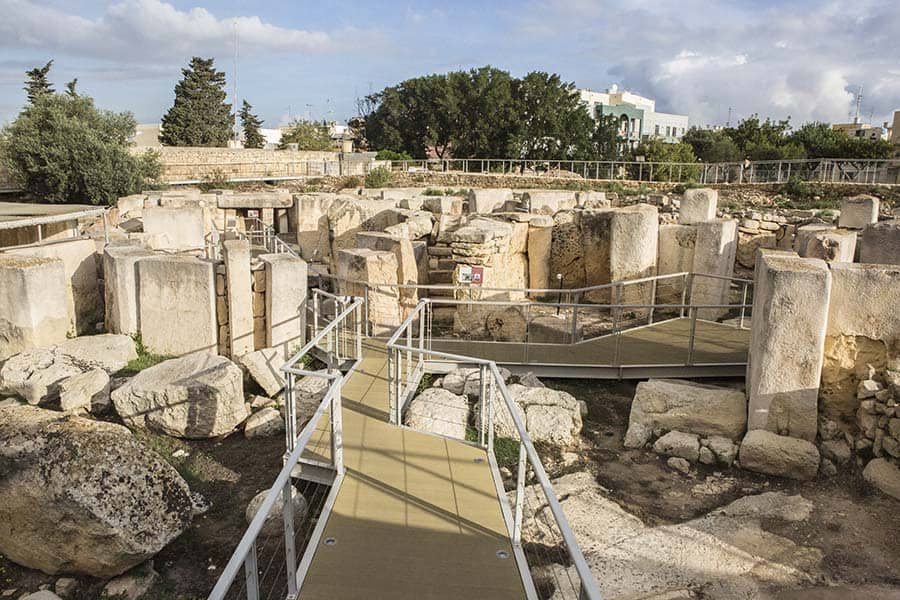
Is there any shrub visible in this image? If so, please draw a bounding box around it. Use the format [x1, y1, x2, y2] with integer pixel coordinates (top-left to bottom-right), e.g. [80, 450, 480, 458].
[375, 149, 413, 161]
[0, 93, 160, 204]
[783, 176, 812, 200]
[364, 166, 394, 188]
[336, 175, 363, 190]
[422, 188, 445, 196]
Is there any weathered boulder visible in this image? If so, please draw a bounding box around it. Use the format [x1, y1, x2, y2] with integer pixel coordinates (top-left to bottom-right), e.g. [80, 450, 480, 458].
[58, 368, 110, 413]
[101, 561, 159, 600]
[237, 347, 285, 397]
[112, 353, 247, 438]
[289, 369, 332, 422]
[483, 383, 582, 446]
[244, 407, 285, 439]
[653, 431, 700, 462]
[246, 486, 308, 537]
[625, 379, 746, 442]
[0, 406, 194, 577]
[441, 366, 511, 398]
[738, 430, 820, 480]
[404, 388, 469, 440]
[0, 334, 137, 405]
[862, 458, 900, 501]
[706, 436, 739, 467]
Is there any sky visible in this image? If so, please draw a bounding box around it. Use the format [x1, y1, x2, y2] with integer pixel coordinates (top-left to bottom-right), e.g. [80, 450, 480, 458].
[2, 0, 899, 132]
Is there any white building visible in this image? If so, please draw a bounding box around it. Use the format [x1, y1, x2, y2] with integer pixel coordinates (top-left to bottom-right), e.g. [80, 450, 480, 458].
[579, 86, 689, 145]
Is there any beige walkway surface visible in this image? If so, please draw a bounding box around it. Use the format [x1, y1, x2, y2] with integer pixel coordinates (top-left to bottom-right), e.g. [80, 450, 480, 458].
[430, 318, 750, 367]
[299, 339, 525, 600]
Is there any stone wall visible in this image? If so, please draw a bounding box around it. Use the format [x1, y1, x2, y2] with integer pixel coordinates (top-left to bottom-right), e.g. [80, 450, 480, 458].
[135, 147, 340, 182]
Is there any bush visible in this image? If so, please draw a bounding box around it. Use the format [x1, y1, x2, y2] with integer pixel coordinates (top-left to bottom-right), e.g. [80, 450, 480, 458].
[783, 176, 812, 200]
[375, 149, 413, 161]
[422, 187, 445, 196]
[364, 166, 394, 188]
[0, 93, 160, 204]
[336, 175, 363, 190]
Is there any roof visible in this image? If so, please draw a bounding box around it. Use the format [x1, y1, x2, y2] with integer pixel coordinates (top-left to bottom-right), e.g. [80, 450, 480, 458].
[0, 202, 104, 229]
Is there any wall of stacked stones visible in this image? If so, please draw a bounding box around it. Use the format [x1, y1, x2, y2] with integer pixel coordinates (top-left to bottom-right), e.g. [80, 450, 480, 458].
[132, 147, 341, 182]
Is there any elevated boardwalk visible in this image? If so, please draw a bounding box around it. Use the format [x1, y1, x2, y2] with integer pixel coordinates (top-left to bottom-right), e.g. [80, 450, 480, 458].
[299, 339, 525, 599]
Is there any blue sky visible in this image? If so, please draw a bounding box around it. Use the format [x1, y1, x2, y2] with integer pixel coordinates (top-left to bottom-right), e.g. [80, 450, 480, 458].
[2, 0, 899, 131]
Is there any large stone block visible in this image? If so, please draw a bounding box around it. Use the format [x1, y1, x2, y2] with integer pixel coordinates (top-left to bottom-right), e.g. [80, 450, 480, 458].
[738, 430, 819, 480]
[260, 254, 307, 357]
[679, 188, 718, 225]
[216, 190, 292, 209]
[137, 256, 218, 356]
[793, 223, 835, 256]
[657, 224, 696, 276]
[336, 248, 399, 334]
[746, 252, 830, 441]
[0, 255, 69, 360]
[223, 239, 254, 357]
[821, 263, 900, 418]
[356, 232, 419, 313]
[103, 245, 157, 335]
[522, 190, 577, 215]
[626, 379, 747, 442]
[838, 195, 879, 229]
[859, 220, 900, 265]
[142, 206, 205, 251]
[6, 240, 102, 335]
[293, 193, 338, 261]
[692, 219, 737, 319]
[527, 219, 553, 291]
[803, 229, 857, 263]
[467, 188, 512, 214]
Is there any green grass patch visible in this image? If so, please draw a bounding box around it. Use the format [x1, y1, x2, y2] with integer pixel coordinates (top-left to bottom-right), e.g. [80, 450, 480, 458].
[465, 427, 520, 471]
[116, 333, 171, 377]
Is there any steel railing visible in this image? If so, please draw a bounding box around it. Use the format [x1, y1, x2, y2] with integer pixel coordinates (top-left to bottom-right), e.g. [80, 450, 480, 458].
[233, 217, 299, 258]
[386, 300, 603, 600]
[209, 297, 364, 600]
[160, 157, 900, 186]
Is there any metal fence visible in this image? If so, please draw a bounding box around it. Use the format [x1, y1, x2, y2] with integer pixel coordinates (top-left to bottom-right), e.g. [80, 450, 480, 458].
[232, 217, 299, 258]
[386, 302, 604, 600]
[209, 298, 364, 600]
[166, 157, 900, 186]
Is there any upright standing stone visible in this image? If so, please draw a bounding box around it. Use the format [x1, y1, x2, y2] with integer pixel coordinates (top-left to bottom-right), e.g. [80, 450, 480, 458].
[838, 195, 879, 229]
[527, 216, 553, 292]
[679, 188, 718, 225]
[657, 225, 696, 276]
[142, 206, 206, 251]
[691, 219, 738, 320]
[0, 256, 69, 360]
[859, 220, 900, 265]
[467, 189, 512, 214]
[746, 251, 831, 441]
[137, 256, 218, 356]
[6, 238, 102, 335]
[609, 204, 659, 303]
[103, 245, 157, 335]
[223, 239, 254, 357]
[336, 248, 400, 335]
[356, 232, 418, 315]
[260, 254, 307, 358]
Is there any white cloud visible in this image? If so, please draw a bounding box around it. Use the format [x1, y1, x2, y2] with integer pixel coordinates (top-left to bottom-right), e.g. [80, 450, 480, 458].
[515, 0, 900, 126]
[0, 0, 341, 62]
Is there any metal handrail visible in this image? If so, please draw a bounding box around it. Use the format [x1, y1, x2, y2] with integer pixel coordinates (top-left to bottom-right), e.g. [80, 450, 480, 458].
[386, 300, 603, 599]
[234, 217, 299, 258]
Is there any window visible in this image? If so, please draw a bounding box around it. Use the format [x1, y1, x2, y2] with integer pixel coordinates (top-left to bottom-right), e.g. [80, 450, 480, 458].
[655, 125, 660, 135]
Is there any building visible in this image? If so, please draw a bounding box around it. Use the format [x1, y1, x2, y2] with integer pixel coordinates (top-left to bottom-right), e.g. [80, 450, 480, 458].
[579, 86, 689, 148]
[831, 120, 888, 141]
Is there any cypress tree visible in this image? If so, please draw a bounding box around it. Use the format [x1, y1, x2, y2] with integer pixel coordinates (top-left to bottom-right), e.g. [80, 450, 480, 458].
[24, 60, 55, 103]
[159, 57, 233, 147]
[239, 100, 265, 149]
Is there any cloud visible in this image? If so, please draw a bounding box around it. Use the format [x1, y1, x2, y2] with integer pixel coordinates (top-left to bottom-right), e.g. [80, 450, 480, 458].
[514, 0, 900, 126]
[0, 0, 347, 63]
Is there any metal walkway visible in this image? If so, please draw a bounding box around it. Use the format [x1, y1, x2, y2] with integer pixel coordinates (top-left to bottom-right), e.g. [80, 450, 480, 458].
[298, 338, 525, 599]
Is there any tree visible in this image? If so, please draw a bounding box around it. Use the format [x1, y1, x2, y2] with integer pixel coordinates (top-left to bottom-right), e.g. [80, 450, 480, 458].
[592, 114, 625, 160]
[159, 57, 233, 147]
[631, 139, 699, 181]
[448, 66, 517, 158]
[682, 128, 742, 163]
[278, 120, 332, 150]
[0, 90, 160, 205]
[239, 100, 265, 149]
[64, 79, 78, 98]
[24, 60, 55, 104]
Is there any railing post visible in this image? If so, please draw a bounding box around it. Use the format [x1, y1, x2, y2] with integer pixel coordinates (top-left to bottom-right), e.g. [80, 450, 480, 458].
[680, 273, 692, 318]
[283, 372, 295, 454]
[571, 292, 580, 344]
[387, 349, 396, 424]
[395, 349, 403, 425]
[739, 282, 748, 329]
[283, 479, 298, 599]
[687, 307, 698, 366]
[331, 377, 344, 475]
[513, 442, 526, 546]
[649, 278, 657, 325]
[612, 283, 622, 367]
[244, 541, 259, 600]
[355, 303, 362, 360]
[479, 365, 488, 447]
[313, 292, 320, 338]
[487, 374, 495, 452]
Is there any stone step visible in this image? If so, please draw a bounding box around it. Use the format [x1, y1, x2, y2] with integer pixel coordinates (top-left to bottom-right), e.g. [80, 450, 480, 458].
[429, 270, 455, 284]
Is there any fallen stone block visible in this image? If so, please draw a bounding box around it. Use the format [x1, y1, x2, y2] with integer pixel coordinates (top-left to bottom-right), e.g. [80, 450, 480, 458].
[654, 430, 701, 461]
[244, 407, 285, 439]
[679, 188, 717, 224]
[738, 430, 820, 480]
[859, 219, 900, 266]
[862, 458, 900, 501]
[58, 368, 110, 413]
[405, 388, 468, 440]
[238, 347, 286, 397]
[838, 195, 879, 229]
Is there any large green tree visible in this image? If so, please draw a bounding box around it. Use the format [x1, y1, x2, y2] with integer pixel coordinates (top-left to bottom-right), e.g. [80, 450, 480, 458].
[448, 66, 517, 158]
[508, 72, 595, 160]
[682, 127, 742, 163]
[24, 60, 54, 104]
[1, 73, 159, 204]
[278, 120, 332, 150]
[239, 100, 265, 149]
[591, 114, 625, 160]
[159, 57, 233, 147]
